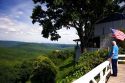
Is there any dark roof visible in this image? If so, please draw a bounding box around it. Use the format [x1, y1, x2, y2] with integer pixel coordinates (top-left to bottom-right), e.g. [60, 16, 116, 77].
[96, 13, 125, 24]
[73, 39, 80, 41]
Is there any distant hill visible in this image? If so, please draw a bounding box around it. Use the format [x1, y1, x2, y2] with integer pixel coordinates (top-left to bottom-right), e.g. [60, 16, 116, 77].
[0, 40, 75, 66]
[0, 40, 76, 83]
[0, 40, 25, 47]
[0, 40, 75, 49]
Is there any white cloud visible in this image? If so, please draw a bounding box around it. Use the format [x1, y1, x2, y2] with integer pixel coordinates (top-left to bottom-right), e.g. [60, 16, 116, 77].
[0, 1, 78, 44]
[0, 15, 78, 44]
[0, 17, 15, 27]
[0, 16, 20, 32]
[8, 28, 17, 32]
[18, 11, 24, 15]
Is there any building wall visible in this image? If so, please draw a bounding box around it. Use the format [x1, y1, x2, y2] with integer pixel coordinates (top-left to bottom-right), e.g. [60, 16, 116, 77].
[100, 34, 113, 49]
[94, 20, 125, 37]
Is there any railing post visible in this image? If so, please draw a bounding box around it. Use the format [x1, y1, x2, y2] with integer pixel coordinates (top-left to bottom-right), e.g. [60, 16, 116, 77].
[92, 78, 97, 83]
[100, 71, 103, 79]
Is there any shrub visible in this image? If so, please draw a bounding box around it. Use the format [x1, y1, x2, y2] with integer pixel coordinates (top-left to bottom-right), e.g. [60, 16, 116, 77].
[119, 47, 125, 54]
[30, 56, 57, 83]
[14, 60, 33, 83]
[0, 65, 17, 83]
[14, 56, 57, 83]
[58, 49, 108, 82]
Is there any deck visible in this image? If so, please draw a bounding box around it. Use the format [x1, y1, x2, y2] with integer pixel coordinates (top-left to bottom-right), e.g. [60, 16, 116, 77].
[107, 64, 125, 83]
[72, 55, 125, 83]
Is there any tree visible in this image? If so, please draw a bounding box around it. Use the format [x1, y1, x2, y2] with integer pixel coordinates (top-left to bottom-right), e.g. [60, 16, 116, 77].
[14, 56, 57, 83]
[14, 60, 33, 83]
[30, 56, 57, 83]
[31, 0, 120, 53]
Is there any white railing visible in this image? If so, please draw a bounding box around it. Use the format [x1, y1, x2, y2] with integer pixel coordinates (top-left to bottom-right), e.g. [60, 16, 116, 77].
[72, 54, 125, 83]
[72, 61, 111, 83]
[118, 54, 125, 62]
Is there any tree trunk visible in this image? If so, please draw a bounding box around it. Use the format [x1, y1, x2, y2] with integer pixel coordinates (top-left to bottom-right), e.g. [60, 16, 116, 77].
[76, 27, 84, 53]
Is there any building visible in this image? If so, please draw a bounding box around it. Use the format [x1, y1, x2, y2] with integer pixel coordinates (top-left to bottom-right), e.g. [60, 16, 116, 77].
[94, 12, 125, 49]
[73, 13, 125, 51]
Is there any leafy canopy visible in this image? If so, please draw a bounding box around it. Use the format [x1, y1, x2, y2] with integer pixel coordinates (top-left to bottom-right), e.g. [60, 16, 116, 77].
[31, 0, 119, 42]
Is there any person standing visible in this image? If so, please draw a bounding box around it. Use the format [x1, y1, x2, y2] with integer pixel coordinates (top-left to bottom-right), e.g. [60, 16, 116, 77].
[108, 41, 119, 77]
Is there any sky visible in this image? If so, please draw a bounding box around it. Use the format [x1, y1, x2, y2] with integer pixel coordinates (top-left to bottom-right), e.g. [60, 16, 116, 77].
[0, 0, 78, 44]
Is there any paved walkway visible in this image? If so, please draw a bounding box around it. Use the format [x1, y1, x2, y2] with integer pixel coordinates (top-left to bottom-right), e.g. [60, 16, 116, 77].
[107, 64, 125, 83]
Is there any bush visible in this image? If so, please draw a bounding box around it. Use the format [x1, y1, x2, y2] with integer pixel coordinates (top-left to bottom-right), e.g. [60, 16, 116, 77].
[13, 56, 57, 83]
[119, 47, 125, 54]
[58, 49, 108, 82]
[48, 50, 74, 66]
[30, 56, 57, 83]
[0, 65, 17, 83]
[51, 50, 73, 60]
[14, 60, 33, 83]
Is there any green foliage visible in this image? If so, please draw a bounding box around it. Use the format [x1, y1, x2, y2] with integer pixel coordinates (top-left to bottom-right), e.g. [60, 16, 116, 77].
[0, 41, 74, 83]
[14, 60, 33, 83]
[57, 50, 108, 82]
[31, 0, 120, 51]
[0, 41, 109, 83]
[119, 47, 125, 54]
[30, 56, 57, 83]
[0, 64, 17, 83]
[48, 49, 74, 66]
[8, 56, 57, 83]
[51, 50, 73, 60]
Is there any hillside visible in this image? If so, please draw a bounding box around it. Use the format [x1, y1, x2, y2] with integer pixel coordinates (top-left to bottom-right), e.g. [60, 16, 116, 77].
[0, 40, 74, 49]
[0, 40, 108, 83]
[0, 40, 74, 64]
[0, 41, 25, 47]
[0, 40, 75, 83]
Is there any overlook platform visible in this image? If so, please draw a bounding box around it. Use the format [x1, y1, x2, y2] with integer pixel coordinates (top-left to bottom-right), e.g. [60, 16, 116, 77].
[107, 64, 125, 83]
[72, 54, 125, 83]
